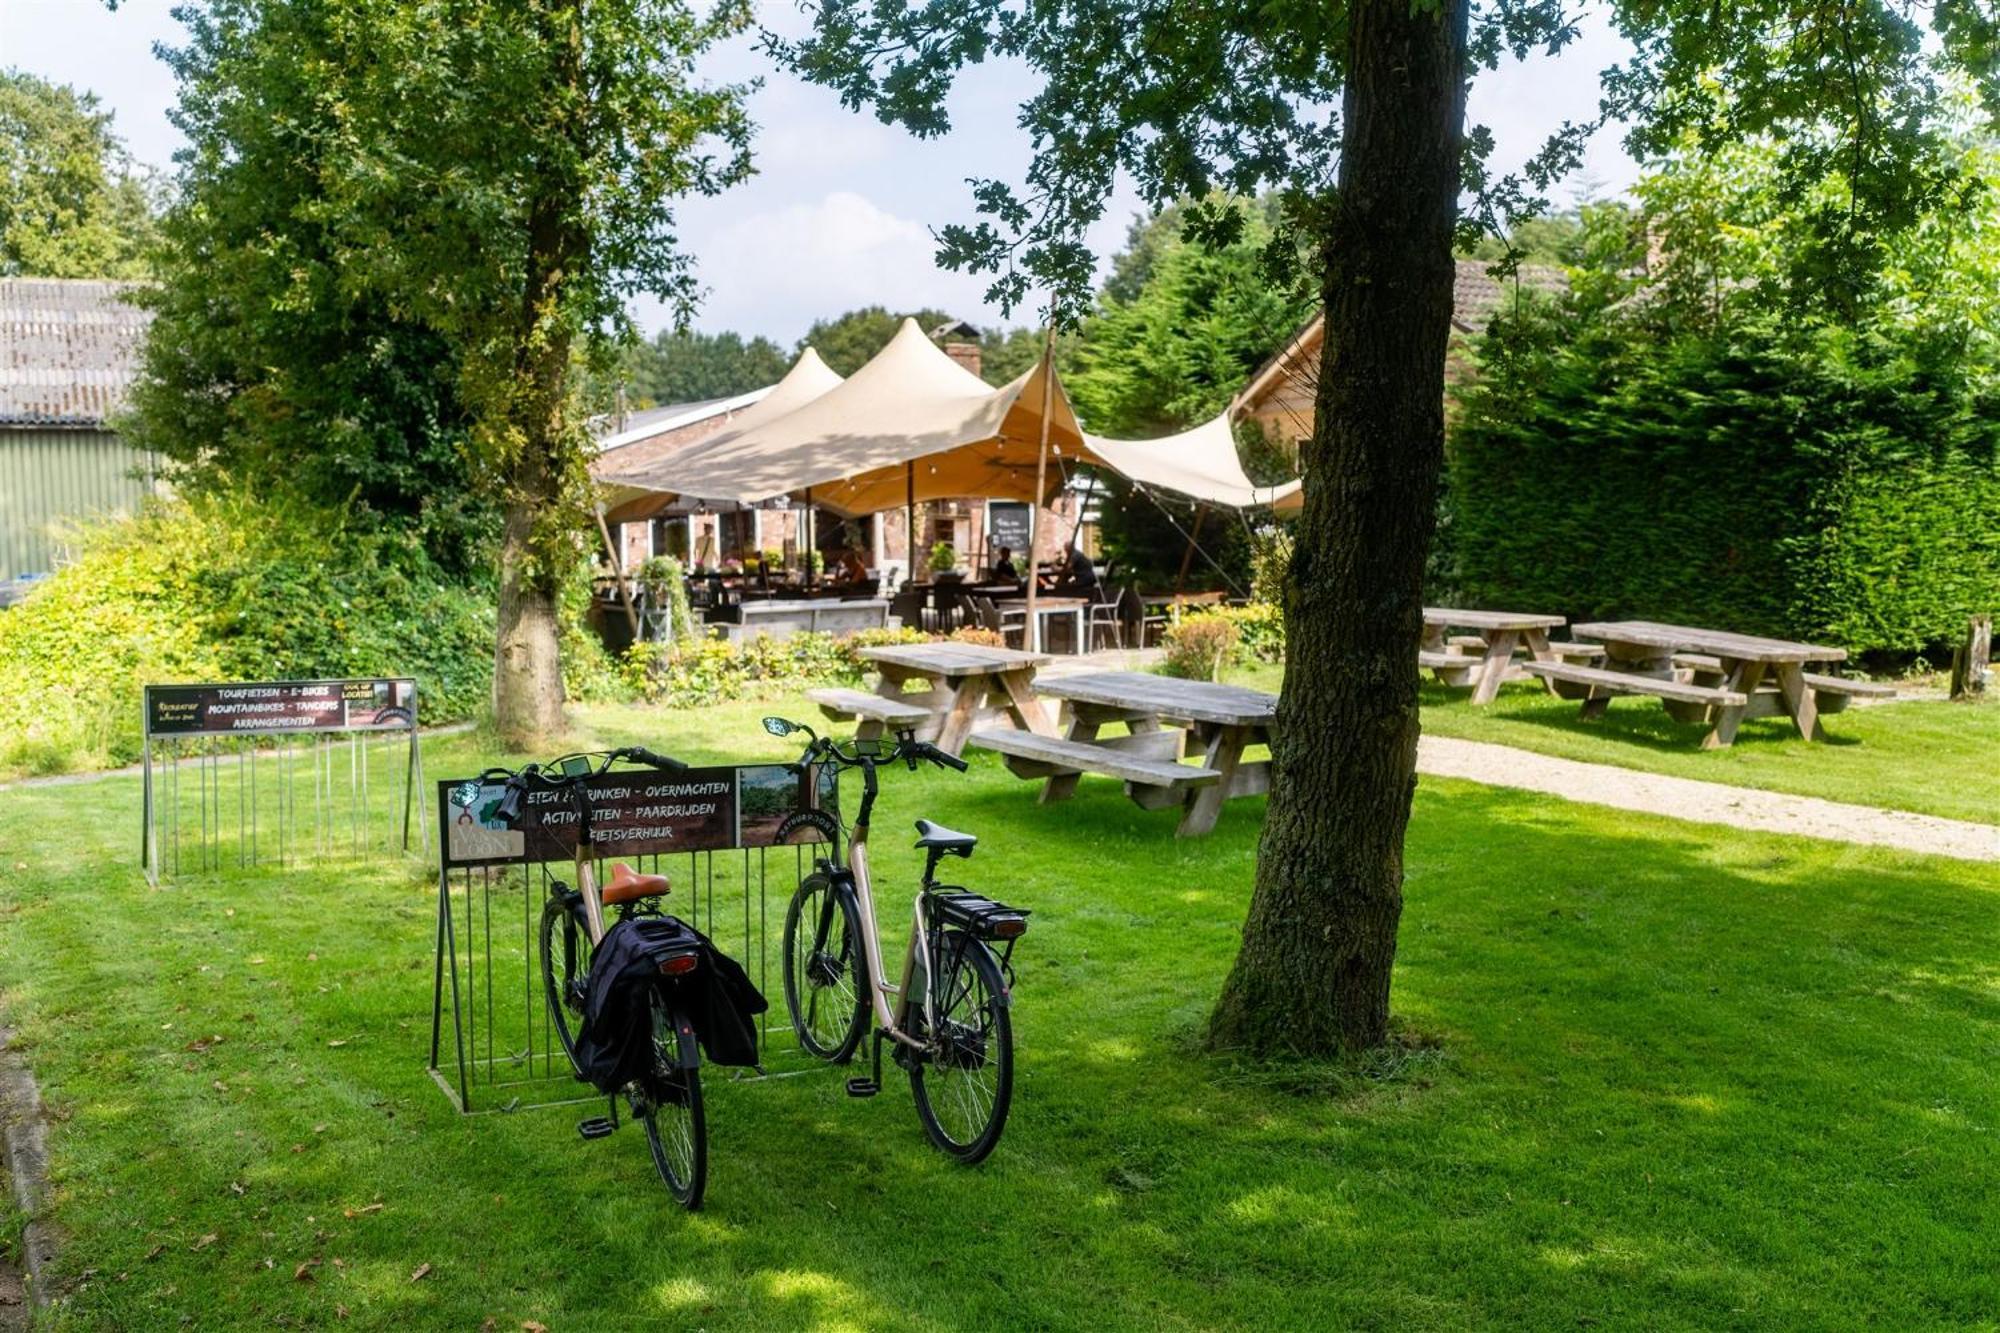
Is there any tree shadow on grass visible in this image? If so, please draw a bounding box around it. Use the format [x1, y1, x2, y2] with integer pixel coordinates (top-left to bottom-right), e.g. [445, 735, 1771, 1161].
[1422, 681, 1866, 755]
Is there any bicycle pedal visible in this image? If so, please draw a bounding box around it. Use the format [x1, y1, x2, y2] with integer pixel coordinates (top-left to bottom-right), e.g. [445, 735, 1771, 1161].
[844, 1077, 880, 1098]
[576, 1116, 617, 1140]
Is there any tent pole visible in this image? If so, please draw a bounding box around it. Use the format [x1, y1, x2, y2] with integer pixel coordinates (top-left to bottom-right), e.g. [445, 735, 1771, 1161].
[594, 505, 641, 638]
[906, 460, 916, 589]
[1026, 323, 1056, 653]
[1173, 503, 1207, 599]
[804, 488, 815, 591]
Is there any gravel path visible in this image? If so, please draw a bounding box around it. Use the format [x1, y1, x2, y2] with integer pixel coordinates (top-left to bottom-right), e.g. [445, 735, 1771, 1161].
[1419, 735, 2000, 862]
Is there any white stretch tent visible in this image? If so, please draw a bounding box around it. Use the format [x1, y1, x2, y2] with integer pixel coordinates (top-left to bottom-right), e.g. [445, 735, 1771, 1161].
[1083, 413, 1301, 510]
[608, 318, 1093, 516]
[598, 347, 846, 523]
[599, 319, 1304, 517]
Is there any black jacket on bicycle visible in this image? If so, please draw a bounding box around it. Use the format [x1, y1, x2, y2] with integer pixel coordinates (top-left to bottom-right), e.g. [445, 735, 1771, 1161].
[573, 916, 769, 1094]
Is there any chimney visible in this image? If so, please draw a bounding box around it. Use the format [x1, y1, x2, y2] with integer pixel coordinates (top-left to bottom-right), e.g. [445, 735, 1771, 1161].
[942, 340, 982, 380]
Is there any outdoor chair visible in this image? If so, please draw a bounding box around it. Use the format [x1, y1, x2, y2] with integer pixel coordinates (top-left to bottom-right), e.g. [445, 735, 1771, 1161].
[1086, 584, 1124, 651]
[889, 586, 928, 631]
[970, 595, 1026, 648]
[1119, 585, 1167, 647]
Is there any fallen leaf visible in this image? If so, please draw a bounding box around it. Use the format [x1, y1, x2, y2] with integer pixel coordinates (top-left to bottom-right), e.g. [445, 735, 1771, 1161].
[481, 1320, 497, 1333]
[225, 908, 235, 917]
[212, 1081, 228, 1093]
[143, 1244, 165, 1262]
[409, 1262, 432, 1283]
[290, 1144, 304, 1154]
[259, 1257, 274, 1271]
[340, 1202, 384, 1219]
[307, 952, 318, 961]
[523, 1322, 548, 1333]
[191, 1233, 218, 1251]
[229, 1181, 244, 1196]
[294, 1260, 318, 1282]
[313, 1124, 328, 1134]
[336, 1306, 349, 1320]
[327, 1039, 348, 1048]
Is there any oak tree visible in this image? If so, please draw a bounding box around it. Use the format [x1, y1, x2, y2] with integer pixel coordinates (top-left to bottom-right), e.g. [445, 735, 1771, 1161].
[777, 1, 2000, 1053]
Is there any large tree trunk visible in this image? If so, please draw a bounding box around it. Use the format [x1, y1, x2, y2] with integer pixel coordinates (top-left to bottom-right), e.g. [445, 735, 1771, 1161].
[493, 496, 566, 745]
[1208, 0, 1467, 1055]
[490, 3, 583, 748]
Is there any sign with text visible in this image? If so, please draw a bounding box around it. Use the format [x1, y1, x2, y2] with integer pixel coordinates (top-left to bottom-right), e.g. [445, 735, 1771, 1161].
[438, 763, 835, 870]
[145, 679, 418, 738]
[986, 501, 1032, 564]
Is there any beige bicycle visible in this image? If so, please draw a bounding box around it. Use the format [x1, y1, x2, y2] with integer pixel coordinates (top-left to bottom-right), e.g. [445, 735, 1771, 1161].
[762, 717, 1030, 1163]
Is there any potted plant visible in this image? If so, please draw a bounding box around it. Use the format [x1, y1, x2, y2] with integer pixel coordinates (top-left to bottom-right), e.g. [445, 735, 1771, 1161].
[928, 540, 959, 579]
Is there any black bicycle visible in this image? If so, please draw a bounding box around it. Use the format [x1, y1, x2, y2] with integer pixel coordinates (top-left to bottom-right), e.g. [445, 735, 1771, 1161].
[453, 745, 711, 1208]
[765, 718, 1030, 1163]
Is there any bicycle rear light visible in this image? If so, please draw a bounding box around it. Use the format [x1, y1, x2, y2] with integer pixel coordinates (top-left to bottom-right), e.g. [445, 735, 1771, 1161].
[658, 953, 700, 976]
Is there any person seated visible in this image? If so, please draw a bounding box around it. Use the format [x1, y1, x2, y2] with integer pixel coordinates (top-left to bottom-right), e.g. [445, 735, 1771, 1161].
[1051, 545, 1099, 597]
[991, 546, 1018, 580]
[835, 547, 868, 583]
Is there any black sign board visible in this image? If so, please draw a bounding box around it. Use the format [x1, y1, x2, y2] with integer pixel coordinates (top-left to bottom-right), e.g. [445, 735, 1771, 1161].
[145, 679, 417, 738]
[437, 763, 834, 870]
[986, 501, 1032, 562]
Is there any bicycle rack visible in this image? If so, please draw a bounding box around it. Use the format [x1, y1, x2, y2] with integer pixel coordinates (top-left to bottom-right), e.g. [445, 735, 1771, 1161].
[425, 762, 837, 1114]
[140, 679, 426, 886]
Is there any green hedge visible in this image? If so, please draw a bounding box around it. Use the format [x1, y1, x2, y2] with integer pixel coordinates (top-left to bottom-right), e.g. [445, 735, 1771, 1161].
[0, 495, 496, 776]
[1450, 312, 2000, 656]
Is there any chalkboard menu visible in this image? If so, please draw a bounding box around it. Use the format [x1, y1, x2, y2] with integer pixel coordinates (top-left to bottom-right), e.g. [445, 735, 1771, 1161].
[986, 501, 1033, 565]
[145, 679, 417, 737]
[438, 763, 835, 869]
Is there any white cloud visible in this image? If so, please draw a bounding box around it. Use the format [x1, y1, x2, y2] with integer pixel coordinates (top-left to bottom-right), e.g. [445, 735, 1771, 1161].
[672, 191, 1002, 340]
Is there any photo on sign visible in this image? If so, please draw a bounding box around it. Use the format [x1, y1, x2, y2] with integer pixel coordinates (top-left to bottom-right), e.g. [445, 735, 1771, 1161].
[737, 764, 838, 847]
[446, 781, 526, 863]
[345, 678, 416, 729]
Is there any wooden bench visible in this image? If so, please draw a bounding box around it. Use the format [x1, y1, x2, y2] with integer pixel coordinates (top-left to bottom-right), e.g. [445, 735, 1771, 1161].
[1802, 672, 1897, 714]
[807, 686, 932, 739]
[1547, 641, 1606, 660]
[1520, 660, 1747, 709]
[966, 729, 1221, 808]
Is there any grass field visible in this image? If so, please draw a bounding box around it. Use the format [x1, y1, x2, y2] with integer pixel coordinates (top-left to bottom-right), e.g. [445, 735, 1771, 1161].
[1230, 661, 2000, 825]
[2, 694, 1997, 1329]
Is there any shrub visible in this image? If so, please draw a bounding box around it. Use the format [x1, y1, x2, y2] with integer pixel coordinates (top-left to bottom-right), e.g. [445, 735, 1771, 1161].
[618, 627, 930, 708]
[1162, 612, 1241, 680]
[1452, 305, 2000, 656]
[949, 626, 1007, 648]
[0, 493, 496, 776]
[634, 555, 696, 646]
[928, 541, 958, 574]
[1217, 602, 1284, 663]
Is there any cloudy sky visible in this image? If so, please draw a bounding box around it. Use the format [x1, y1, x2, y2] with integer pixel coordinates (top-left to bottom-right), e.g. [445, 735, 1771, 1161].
[7, 0, 1639, 344]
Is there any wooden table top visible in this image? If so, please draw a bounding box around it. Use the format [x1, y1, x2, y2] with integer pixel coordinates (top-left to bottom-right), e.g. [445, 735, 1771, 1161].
[1424, 606, 1566, 631]
[992, 596, 1090, 610]
[1570, 620, 1846, 663]
[1137, 590, 1230, 606]
[859, 642, 1052, 676]
[1035, 671, 1278, 727]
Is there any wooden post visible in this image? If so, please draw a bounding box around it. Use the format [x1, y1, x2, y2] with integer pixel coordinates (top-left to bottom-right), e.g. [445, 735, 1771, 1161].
[1950, 613, 1991, 700]
[1173, 504, 1208, 598]
[905, 460, 917, 589]
[804, 487, 816, 592]
[593, 505, 641, 638]
[1024, 324, 1056, 652]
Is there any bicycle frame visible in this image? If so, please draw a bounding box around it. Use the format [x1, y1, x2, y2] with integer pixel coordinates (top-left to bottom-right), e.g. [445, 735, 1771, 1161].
[830, 755, 939, 1051]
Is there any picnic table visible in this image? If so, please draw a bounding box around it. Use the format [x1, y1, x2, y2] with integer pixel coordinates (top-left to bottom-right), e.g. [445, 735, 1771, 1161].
[991, 595, 1089, 654]
[1525, 620, 1878, 749]
[824, 642, 1055, 756]
[1420, 607, 1571, 705]
[968, 670, 1276, 837]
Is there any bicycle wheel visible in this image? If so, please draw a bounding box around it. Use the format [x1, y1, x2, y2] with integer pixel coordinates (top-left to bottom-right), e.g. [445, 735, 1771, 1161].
[909, 929, 1013, 1164]
[783, 874, 868, 1062]
[640, 994, 706, 1210]
[539, 893, 592, 1074]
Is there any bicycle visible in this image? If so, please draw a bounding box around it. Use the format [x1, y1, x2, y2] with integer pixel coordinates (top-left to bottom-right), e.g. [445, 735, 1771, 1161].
[763, 717, 1030, 1163]
[454, 745, 712, 1209]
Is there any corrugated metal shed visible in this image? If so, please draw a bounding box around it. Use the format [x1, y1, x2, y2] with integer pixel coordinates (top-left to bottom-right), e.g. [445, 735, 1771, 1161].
[1, 279, 159, 579]
[0, 277, 153, 427]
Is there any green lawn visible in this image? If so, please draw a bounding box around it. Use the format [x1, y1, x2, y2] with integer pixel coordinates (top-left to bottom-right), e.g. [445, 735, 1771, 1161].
[2, 694, 1997, 1329]
[1230, 661, 2000, 826]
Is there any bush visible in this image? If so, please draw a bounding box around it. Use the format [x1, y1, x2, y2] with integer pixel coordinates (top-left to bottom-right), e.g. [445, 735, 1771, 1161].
[1452, 306, 2000, 656]
[1162, 612, 1241, 680]
[0, 494, 496, 776]
[618, 627, 930, 708]
[949, 626, 1007, 648]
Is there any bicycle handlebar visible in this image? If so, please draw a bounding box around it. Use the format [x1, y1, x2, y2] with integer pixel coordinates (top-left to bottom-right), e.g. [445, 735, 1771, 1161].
[785, 729, 966, 775]
[490, 745, 687, 827]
